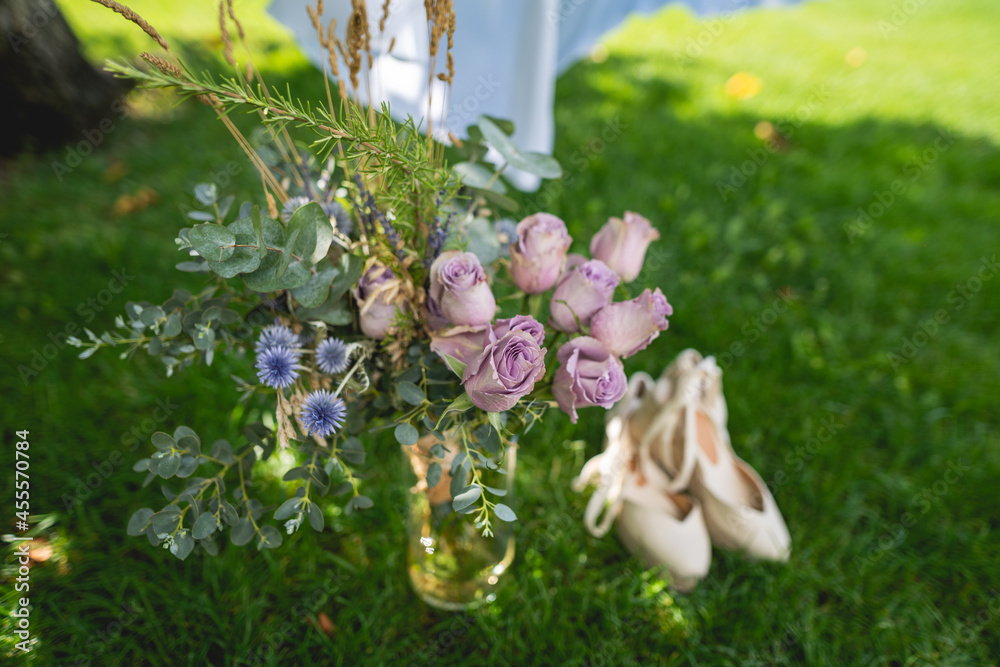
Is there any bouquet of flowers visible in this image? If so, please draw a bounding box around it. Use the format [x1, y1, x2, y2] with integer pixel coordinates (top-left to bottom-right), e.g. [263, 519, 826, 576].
[72, 0, 670, 605]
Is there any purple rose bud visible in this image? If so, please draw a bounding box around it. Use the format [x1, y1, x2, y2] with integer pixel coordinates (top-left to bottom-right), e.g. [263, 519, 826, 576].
[509, 213, 572, 294]
[428, 250, 496, 326]
[430, 324, 488, 367]
[589, 288, 672, 358]
[353, 263, 403, 340]
[462, 329, 547, 412]
[589, 211, 660, 282]
[552, 337, 628, 424]
[488, 314, 545, 347]
[549, 259, 620, 333]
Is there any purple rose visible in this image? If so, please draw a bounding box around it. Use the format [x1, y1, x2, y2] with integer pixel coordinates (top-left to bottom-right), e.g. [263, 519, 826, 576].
[509, 213, 572, 294]
[462, 329, 547, 412]
[428, 251, 496, 326]
[589, 211, 660, 282]
[549, 259, 620, 333]
[430, 325, 488, 367]
[552, 337, 628, 424]
[488, 314, 545, 346]
[589, 288, 672, 358]
[353, 263, 402, 340]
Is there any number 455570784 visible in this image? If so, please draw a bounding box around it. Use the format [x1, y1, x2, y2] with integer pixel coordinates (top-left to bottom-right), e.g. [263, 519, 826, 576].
[15, 430, 30, 529]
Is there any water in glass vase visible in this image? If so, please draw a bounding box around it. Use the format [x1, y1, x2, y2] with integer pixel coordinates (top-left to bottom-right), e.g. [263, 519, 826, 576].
[403, 434, 516, 611]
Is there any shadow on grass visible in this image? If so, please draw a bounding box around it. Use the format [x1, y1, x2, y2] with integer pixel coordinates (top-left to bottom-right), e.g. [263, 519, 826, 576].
[1, 51, 998, 666]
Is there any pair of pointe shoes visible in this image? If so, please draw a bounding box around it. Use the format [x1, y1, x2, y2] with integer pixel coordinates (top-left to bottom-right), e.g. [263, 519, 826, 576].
[572, 350, 791, 592]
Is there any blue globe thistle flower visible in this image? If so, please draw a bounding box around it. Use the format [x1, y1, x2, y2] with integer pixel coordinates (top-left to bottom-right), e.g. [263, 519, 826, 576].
[495, 219, 518, 256]
[316, 337, 350, 375]
[323, 201, 353, 235]
[300, 389, 347, 437]
[255, 346, 300, 389]
[281, 196, 311, 223]
[256, 323, 299, 352]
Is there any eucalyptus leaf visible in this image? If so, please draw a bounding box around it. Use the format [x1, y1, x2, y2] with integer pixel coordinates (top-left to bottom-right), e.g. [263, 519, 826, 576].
[426, 462, 442, 489]
[329, 253, 365, 303]
[274, 497, 302, 521]
[127, 508, 154, 536]
[171, 531, 195, 560]
[192, 512, 218, 539]
[306, 503, 324, 531]
[188, 224, 236, 262]
[194, 183, 217, 205]
[150, 509, 181, 533]
[453, 161, 506, 193]
[139, 306, 165, 327]
[211, 440, 234, 464]
[157, 454, 181, 478]
[151, 432, 175, 452]
[163, 312, 182, 337]
[493, 503, 517, 522]
[478, 115, 562, 179]
[286, 202, 333, 266]
[176, 260, 210, 272]
[230, 517, 254, 546]
[175, 456, 199, 479]
[394, 423, 419, 446]
[397, 381, 426, 406]
[352, 495, 374, 510]
[290, 264, 339, 308]
[452, 485, 482, 511]
[297, 293, 353, 326]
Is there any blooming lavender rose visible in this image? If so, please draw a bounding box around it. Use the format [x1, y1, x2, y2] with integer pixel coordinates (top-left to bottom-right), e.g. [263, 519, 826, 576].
[429, 325, 488, 367]
[589, 288, 673, 358]
[353, 263, 401, 340]
[509, 213, 572, 294]
[552, 337, 628, 423]
[589, 211, 661, 282]
[549, 259, 620, 333]
[488, 314, 545, 346]
[462, 329, 547, 412]
[428, 251, 496, 326]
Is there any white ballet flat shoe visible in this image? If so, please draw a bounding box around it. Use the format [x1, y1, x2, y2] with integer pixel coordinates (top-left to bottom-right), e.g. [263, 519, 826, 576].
[678, 356, 792, 562]
[615, 481, 711, 593]
[573, 372, 712, 591]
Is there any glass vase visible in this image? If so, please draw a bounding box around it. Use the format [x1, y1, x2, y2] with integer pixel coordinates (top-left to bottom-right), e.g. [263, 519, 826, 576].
[402, 432, 516, 611]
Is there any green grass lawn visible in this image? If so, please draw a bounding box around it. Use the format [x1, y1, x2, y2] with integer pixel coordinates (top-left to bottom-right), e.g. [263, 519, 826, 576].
[2, 0, 999, 664]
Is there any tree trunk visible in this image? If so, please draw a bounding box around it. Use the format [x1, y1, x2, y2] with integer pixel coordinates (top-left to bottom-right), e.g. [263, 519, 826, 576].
[0, 0, 131, 157]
